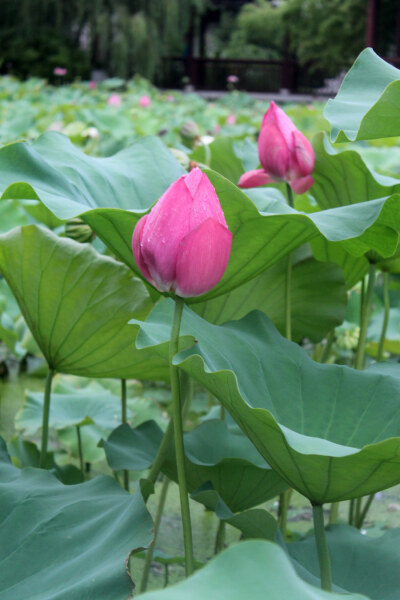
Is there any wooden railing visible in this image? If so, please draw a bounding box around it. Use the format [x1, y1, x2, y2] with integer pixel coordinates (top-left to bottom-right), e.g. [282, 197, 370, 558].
[159, 56, 324, 93]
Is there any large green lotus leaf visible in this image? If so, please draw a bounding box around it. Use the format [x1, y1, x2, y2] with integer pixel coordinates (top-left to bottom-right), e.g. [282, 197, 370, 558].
[132, 301, 400, 504]
[140, 540, 368, 600]
[0, 225, 168, 380]
[15, 384, 123, 435]
[0, 132, 185, 272]
[200, 172, 400, 301]
[289, 525, 400, 599]
[0, 456, 153, 600]
[311, 134, 400, 210]
[324, 49, 400, 142]
[104, 419, 288, 513]
[2, 134, 400, 302]
[194, 246, 347, 342]
[0, 132, 185, 216]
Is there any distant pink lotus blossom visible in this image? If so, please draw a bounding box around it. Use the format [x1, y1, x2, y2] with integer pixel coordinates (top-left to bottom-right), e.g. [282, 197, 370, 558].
[89, 81, 97, 90]
[226, 114, 236, 125]
[53, 67, 67, 76]
[166, 94, 175, 102]
[108, 93, 122, 107]
[213, 124, 221, 135]
[227, 75, 239, 84]
[238, 101, 315, 194]
[139, 95, 151, 107]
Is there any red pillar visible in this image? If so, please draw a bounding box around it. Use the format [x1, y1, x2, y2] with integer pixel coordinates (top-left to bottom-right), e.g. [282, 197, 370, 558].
[365, 0, 378, 48]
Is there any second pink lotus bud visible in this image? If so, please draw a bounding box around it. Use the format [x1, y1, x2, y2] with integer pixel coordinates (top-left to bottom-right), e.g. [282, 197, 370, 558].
[238, 101, 314, 194]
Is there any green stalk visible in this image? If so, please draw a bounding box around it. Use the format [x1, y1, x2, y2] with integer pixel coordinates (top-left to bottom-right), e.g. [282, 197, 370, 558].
[320, 330, 335, 364]
[279, 183, 295, 533]
[39, 368, 54, 468]
[312, 504, 332, 591]
[355, 497, 362, 526]
[348, 498, 355, 526]
[214, 519, 226, 554]
[354, 262, 376, 370]
[285, 253, 293, 341]
[329, 502, 339, 525]
[285, 183, 294, 342]
[278, 489, 292, 538]
[170, 296, 194, 577]
[144, 419, 174, 501]
[121, 378, 129, 492]
[356, 493, 375, 529]
[377, 271, 390, 362]
[76, 425, 85, 478]
[140, 476, 170, 593]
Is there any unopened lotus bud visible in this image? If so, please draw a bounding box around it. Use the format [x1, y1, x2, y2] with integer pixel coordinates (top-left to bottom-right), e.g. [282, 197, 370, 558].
[179, 120, 200, 144]
[65, 218, 95, 243]
[132, 168, 232, 297]
[238, 101, 314, 194]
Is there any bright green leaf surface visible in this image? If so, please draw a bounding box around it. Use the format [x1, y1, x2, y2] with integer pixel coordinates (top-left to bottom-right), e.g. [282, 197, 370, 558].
[0, 225, 168, 380]
[132, 301, 400, 503]
[312, 134, 400, 210]
[194, 247, 347, 342]
[141, 540, 368, 600]
[0, 457, 153, 600]
[290, 525, 400, 599]
[325, 49, 400, 142]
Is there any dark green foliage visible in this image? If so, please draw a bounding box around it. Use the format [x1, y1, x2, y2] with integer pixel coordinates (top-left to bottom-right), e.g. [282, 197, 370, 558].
[0, 0, 206, 81]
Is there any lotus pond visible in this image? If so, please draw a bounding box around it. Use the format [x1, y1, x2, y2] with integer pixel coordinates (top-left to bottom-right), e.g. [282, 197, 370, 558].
[1, 48, 400, 599]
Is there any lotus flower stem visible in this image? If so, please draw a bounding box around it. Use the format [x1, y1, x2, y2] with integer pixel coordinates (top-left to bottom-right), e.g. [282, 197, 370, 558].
[39, 368, 54, 468]
[355, 262, 376, 370]
[312, 503, 332, 591]
[284, 184, 294, 341]
[140, 476, 171, 592]
[377, 271, 390, 361]
[76, 425, 85, 478]
[279, 183, 295, 534]
[121, 379, 130, 492]
[144, 377, 193, 502]
[170, 296, 194, 576]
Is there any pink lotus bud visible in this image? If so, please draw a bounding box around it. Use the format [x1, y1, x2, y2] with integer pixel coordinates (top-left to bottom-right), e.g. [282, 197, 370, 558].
[89, 81, 97, 90]
[227, 75, 239, 84]
[53, 67, 67, 76]
[108, 93, 122, 107]
[132, 168, 232, 298]
[139, 95, 151, 107]
[226, 114, 236, 125]
[238, 101, 314, 194]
